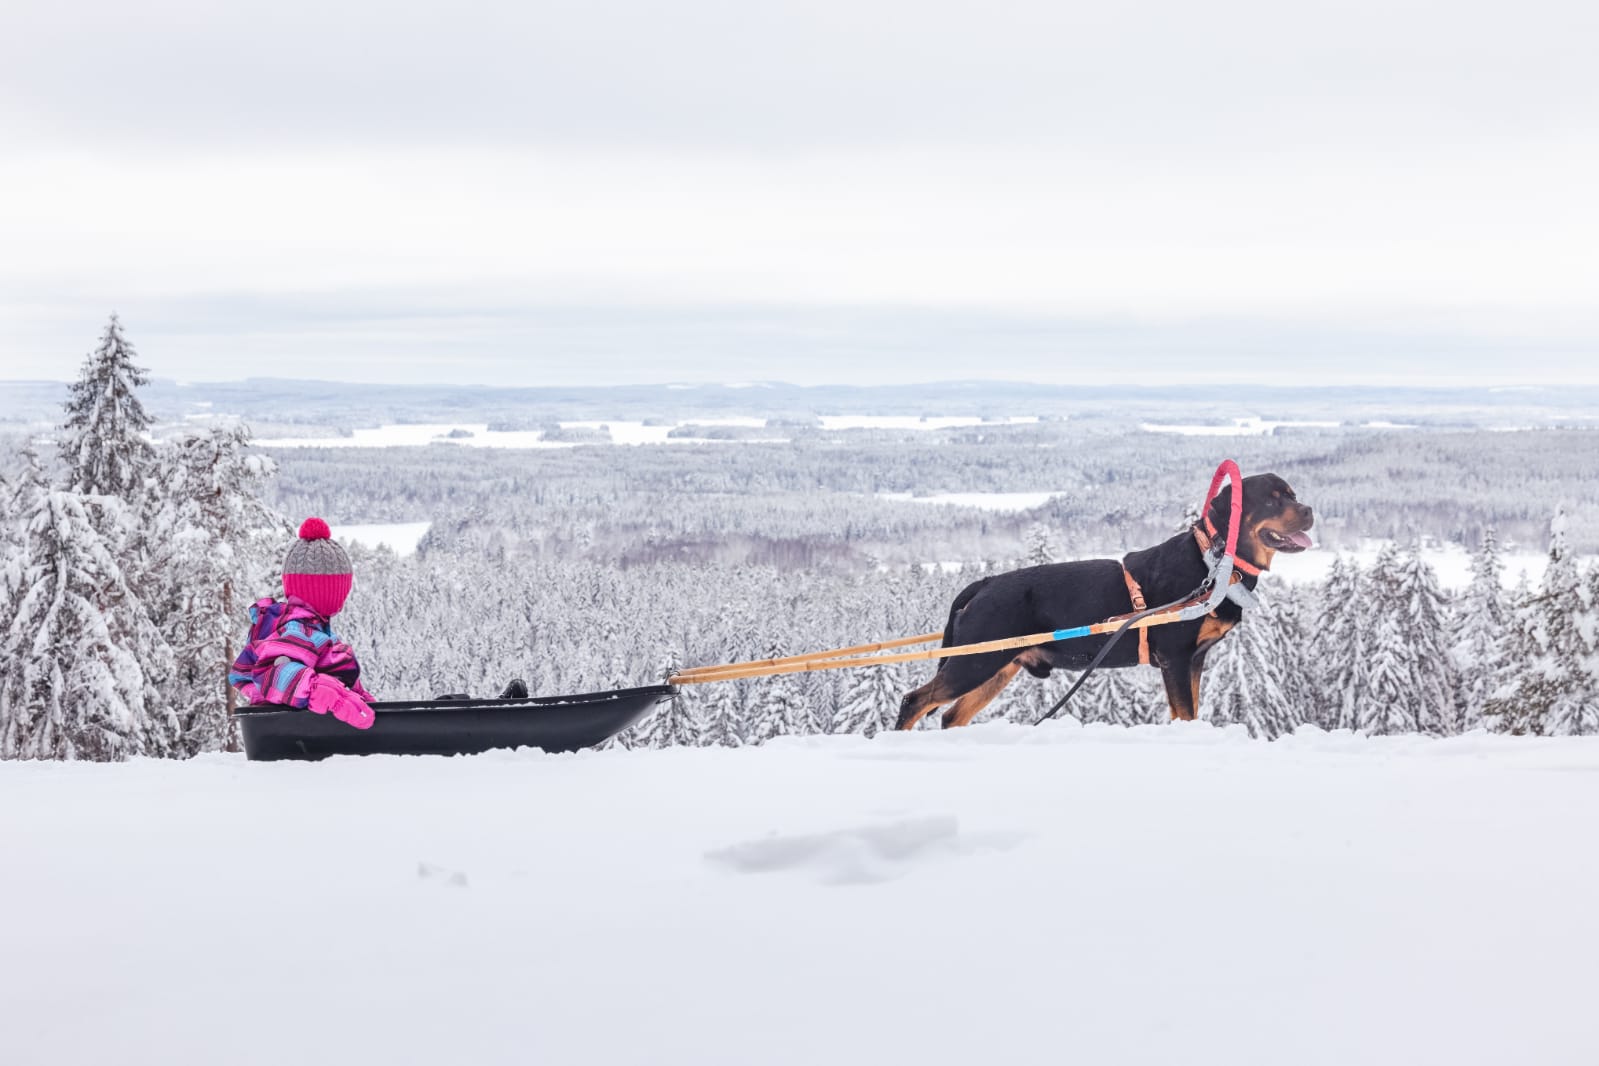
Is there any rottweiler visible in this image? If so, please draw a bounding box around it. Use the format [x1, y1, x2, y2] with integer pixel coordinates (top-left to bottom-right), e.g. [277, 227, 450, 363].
[896, 473, 1314, 729]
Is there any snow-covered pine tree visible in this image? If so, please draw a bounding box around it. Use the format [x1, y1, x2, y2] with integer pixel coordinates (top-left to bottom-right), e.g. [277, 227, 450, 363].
[1550, 568, 1599, 735]
[0, 491, 180, 761]
[1204, 590, 1301, 739]
[701, 680, 748, 748]
[147, 422, 284, 753]
[59, 314, 155, 502]
[1485, 507, 1595, 734]
[745, 644, 816, 743]
[1266, 581, 1318, 725]
[1023, 523, 1057, 566]
[1392, 543, 1458, 734]
[630, 646, 705, 748]
[0, 448, 50, 674]
[1451, 528, 1510, 731]
[831, 661, 908, 736]
[1075, 664, 1160, 727]
[1354, 545, 1427, 734]
[1306, 556, 1366, 730]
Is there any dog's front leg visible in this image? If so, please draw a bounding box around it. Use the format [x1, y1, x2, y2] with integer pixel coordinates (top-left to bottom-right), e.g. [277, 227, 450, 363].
[1187, 644, 1218, 722]
[1158, 655, 1198, 721]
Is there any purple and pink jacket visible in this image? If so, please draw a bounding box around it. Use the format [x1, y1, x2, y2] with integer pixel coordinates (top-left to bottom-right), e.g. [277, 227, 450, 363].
[229, 597, 374, 708]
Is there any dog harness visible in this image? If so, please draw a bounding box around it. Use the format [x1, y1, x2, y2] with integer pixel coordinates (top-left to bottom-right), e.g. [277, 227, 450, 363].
[1193, 516, 1264, 577]
[1120, 566, 1151, 666]
[1119, 518, 1267, 669]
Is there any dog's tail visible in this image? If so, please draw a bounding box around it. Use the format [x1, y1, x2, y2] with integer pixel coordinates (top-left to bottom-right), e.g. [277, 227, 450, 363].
[940, 577, 992, 654]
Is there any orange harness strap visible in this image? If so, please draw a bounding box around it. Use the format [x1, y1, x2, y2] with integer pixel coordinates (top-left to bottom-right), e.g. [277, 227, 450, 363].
[1121, 566, 1151, 666]
[1194, 519, 1264, 577]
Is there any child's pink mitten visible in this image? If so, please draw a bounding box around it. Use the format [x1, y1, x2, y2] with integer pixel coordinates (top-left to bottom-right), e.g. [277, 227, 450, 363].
[307, 675, 376, 730]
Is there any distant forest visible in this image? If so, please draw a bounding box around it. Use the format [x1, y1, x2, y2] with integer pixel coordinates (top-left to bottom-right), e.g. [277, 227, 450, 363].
[5, 352, 1599, 759]
[265, 424, 1599, 563]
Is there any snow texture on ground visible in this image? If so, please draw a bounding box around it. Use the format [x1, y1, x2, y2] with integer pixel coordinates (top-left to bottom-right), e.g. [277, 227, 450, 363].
[3, 723, 1596, 1066]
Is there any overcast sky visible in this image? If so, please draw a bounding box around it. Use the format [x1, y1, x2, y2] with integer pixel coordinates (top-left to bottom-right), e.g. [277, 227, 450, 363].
[2, 0, 1596, 386]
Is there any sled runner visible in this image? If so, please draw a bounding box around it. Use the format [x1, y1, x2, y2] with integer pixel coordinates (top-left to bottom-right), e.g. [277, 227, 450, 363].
[237, 685, 676, 761]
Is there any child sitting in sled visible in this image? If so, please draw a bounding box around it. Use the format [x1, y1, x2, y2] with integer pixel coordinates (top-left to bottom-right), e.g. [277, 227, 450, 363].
[229, 517, 376, 730]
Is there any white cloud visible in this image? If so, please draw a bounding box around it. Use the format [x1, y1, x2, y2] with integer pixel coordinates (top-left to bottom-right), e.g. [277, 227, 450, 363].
[1, 1, 1595, 383]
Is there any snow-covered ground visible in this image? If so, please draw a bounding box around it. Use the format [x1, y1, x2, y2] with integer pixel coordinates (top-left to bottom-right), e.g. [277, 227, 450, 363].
[3, 723, 1596, 1066]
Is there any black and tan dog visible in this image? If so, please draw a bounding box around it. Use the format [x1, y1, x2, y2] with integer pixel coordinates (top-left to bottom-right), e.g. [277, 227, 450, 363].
[896, 474, 1314, 729]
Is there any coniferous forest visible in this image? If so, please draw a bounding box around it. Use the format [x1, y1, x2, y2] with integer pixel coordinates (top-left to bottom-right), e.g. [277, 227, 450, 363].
[3, 317, 1598, 760]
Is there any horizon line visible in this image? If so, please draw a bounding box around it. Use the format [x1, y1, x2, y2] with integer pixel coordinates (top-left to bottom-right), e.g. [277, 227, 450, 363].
[2, 376, 1593, 393]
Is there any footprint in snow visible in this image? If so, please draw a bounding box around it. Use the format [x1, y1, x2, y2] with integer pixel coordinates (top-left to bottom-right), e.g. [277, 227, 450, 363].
[706, 816, 1022, 886]
[417, 861, 470, 887]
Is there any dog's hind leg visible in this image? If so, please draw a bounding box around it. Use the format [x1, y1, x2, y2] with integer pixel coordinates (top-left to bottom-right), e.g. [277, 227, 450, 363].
[941, 660, 1022, 728]
[896, 673, 961, 730]
[899, 647, 1019, 731]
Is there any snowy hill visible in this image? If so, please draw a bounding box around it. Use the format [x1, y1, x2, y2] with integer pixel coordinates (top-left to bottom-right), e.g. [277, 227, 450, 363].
[3, 723, 1597, 1065]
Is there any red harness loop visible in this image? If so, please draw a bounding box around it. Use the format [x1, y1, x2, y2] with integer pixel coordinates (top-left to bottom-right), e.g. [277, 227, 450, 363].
[1193, 459, 1264, 577]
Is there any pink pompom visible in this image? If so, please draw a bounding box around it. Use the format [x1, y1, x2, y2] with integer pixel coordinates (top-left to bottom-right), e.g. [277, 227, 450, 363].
[299, 517, 332, 540]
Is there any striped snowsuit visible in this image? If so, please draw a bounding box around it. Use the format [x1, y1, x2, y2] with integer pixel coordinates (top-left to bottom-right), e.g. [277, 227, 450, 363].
[229, 597, 374, 708]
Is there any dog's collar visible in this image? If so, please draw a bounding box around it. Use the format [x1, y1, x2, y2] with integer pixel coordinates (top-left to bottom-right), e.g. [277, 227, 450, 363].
[1194, 518, 1265, 577]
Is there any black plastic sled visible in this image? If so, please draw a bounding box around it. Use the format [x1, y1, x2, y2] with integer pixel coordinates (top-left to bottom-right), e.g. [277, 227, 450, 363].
[237, 685, 676, 762]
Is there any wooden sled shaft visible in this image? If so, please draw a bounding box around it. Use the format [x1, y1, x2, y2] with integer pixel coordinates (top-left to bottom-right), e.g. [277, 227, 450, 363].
[671, 630, 942, 679]
[669, 606, 1198, 685]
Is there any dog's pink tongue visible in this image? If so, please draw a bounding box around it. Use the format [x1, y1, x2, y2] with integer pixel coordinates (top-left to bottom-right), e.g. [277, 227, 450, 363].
[1287, 531, 1315, 549]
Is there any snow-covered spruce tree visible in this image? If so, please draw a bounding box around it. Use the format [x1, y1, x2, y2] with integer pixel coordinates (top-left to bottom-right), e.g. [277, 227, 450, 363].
[701, 680, 748, 747]
[147, 422, 284, 754]
[0, 491, 179, 761]
[1073, 664, 1161, 727]
[1552, 568, 1599, 735]
[1023, 522, 1057, 566]
[1305, 556, 1366, 731]
[831, 661, 909, 736]
[1204, 578, 1303, 738]
[1267, 582, 1319, 724]
[59, 314, 155, 502]
[630, 646, 708, 748]
[1, 458, 47, 744]
[745, 647, 817, 743]
[1351, 544, 1453, 735]
[1391, 543, 1458, 734]
[1451, 528, 1510, 731]
[1485, 507, 1595, 735]
[0, 449, 51, 695]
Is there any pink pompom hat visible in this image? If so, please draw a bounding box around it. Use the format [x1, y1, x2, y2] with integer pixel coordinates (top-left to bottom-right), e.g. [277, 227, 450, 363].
[283, 517, 353, 617]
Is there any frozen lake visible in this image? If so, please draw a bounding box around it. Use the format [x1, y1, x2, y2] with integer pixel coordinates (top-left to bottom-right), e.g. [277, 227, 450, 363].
[256, 415, 1045, 448]
[337, 522, 432, 556]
